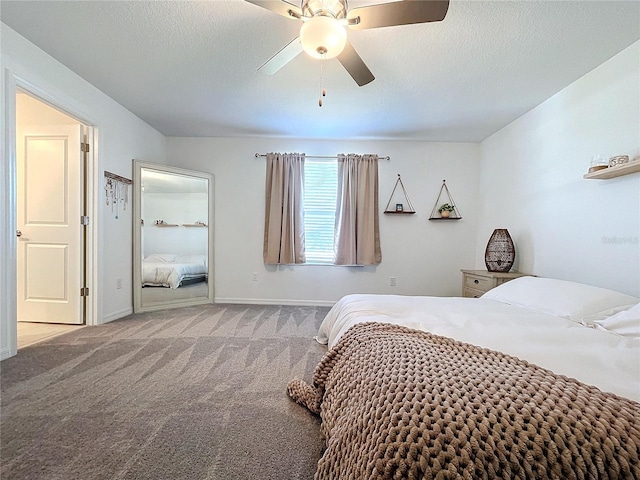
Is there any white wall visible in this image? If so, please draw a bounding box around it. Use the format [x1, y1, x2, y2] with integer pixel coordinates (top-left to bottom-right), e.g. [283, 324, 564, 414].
[17, 92, 77, 124]
[167, 137, 481, 305]
[1, 23, 167, 358]
[476, 41, 640, 297]
[143, 192, 208, 256]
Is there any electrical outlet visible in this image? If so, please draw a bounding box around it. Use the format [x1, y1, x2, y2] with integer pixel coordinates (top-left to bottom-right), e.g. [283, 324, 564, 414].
[116, 278, 123, 289]
[251, 272, 258, 282]
[389, 277, 397, 287]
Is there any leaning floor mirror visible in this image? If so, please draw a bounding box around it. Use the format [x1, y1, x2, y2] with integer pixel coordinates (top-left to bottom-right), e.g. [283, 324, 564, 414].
[133, 160, 214, 313]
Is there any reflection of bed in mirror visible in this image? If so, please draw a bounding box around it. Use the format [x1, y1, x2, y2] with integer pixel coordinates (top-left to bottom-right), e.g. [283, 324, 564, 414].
[142, 253, 208, 289]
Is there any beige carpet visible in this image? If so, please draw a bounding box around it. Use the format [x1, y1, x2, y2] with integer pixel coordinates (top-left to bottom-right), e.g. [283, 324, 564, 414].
[2, 303, 330, 480]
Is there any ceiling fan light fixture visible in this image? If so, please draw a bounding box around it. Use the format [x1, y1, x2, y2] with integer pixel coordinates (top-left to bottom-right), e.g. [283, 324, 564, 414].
[300, 16, 347, 59]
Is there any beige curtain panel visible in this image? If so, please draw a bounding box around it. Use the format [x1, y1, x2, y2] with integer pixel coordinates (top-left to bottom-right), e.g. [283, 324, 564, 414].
[334, 154, 382, 266]
[263, 152, 306, 264]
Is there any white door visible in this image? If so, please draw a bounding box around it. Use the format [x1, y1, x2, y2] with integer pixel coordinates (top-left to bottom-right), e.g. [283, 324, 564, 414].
[16, 125, 84, 324]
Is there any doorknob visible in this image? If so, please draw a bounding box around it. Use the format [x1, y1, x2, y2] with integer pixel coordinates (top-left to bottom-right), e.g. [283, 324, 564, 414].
[16, 230, 22, 237]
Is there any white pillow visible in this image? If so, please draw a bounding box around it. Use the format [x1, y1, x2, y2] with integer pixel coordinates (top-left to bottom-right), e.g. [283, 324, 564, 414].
[592, 304, 640, 338]
[175, 255, 207, 266]
[481, 276, 639, 324]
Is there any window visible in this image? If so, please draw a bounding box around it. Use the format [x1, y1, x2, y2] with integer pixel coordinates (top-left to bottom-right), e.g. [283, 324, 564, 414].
[264, 153, 380, 266]
[303, 159, 337, 264]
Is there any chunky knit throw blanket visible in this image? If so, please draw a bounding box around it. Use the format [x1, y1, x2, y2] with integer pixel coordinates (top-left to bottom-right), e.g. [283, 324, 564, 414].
[288, 322, 640, 479]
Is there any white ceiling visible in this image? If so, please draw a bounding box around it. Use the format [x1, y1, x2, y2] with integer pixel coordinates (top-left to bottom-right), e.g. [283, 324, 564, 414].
[1, 1, 638, 142]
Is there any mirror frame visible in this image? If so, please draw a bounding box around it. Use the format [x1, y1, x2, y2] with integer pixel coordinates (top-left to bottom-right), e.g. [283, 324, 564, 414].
[132, 160, 215, 313]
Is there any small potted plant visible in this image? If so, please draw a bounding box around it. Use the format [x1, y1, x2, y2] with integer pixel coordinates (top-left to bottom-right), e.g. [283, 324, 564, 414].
[438, 203, 455, 218]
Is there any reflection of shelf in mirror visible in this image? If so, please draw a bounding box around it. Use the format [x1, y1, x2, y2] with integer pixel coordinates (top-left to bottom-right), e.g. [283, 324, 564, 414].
[155, 223, 178, 227]
[182, 223, 207, 227]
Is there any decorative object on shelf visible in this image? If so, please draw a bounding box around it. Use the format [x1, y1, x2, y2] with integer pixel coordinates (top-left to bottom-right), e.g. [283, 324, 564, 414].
[154, 220, 178, 227]
[384, 174, 416, 214]
[588, 154, 609, 173]
[437, 203, 455, 218]
[588, 165, 608, 173]
[429, 180, 461, 220]
[484, 229, 515, 273]
[104, 171, 132, 219]
[609, 155, 630, 167]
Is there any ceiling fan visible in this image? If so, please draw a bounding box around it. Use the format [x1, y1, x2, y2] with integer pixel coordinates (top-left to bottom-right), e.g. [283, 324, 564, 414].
[246, 0, 450, 86]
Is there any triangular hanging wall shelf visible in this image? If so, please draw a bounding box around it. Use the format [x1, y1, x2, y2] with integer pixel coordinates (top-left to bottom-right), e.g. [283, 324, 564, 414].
[384, 174, 416, 214]
[429, 179, 462, 220]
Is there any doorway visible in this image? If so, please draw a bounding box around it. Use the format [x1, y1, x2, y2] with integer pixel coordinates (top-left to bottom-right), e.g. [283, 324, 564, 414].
[15, 91, 89, 335]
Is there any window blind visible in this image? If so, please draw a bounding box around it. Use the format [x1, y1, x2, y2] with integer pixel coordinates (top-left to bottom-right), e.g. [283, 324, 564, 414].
[303, 159, 338, 264]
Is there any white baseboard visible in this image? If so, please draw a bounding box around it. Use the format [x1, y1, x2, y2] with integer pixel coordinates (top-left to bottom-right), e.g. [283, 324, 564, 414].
[215, 297, 336, 307]
[101, 307, 134, 324]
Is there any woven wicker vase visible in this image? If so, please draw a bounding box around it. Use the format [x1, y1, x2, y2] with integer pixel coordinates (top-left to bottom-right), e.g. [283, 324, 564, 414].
[484, 229, 515, 272]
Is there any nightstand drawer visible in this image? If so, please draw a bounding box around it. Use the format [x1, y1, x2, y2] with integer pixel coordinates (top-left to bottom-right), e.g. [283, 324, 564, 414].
[460, 270, 531, 297]
[464, 274, 493, 292]
[463, 287, 485, 298]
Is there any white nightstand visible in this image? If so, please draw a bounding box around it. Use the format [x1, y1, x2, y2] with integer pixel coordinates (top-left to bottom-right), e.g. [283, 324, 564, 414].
[461, 269, 529, 298]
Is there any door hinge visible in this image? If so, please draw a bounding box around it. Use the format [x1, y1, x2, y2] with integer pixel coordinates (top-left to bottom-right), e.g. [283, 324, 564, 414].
[81, 142, 90, 153]
[80, 287, 90, 297]
[81, 215, 90, 225]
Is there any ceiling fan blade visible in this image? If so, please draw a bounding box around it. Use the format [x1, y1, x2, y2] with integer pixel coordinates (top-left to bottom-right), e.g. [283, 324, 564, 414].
[348, 0, 449, 30]
[244, 0, 303, 20]
[258, 37, 303, 75]
[337, 41, 375, 87]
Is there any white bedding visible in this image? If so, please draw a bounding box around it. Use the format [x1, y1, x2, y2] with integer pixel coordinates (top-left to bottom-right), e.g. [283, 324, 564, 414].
[142, 254, 207, 289]
[317, 294, 640, 402]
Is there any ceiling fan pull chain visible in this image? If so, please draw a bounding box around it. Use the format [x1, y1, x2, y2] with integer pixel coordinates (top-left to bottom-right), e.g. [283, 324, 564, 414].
[319, 55, 326, 107]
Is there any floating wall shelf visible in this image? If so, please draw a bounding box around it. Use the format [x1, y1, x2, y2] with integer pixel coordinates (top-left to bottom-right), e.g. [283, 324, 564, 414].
[583, 160, 640, 179]
[429, 179, 462, 220]
[384, 174, 416, 214]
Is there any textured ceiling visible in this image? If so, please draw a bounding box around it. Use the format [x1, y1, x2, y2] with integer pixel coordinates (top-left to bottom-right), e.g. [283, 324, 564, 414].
[1, 0, 639, 142]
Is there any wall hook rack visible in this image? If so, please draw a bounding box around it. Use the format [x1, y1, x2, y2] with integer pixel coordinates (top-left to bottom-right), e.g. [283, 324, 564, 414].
[104, 170, 132, 219]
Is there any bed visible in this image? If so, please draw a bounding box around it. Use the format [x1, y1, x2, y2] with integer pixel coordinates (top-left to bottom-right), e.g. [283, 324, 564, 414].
[142, 253, 208, 289]
[288, 276, 640, 478]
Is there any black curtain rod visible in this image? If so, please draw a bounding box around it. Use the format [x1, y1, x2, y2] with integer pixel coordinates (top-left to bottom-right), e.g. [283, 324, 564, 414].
[254, 153, 390, 161]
